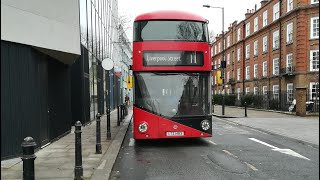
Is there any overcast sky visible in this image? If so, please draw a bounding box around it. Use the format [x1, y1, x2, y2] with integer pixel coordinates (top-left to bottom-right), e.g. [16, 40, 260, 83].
[118, 0, 261, 41]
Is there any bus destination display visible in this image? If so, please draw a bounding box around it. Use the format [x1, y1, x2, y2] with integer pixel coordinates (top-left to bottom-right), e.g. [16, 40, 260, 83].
[143, 51, 204, 66]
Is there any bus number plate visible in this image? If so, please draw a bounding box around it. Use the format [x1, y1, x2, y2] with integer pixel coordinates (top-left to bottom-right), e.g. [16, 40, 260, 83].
[166, 132, 184, 136]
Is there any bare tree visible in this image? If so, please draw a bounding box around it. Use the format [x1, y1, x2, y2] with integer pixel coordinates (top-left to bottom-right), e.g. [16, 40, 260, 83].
[118, 14, 132, 32]
[209, 30, 216, 43]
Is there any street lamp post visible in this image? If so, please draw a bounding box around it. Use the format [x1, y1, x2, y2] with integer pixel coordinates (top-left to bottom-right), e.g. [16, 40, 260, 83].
[203, 5, 225, 115]
[102, 58, 114, 140]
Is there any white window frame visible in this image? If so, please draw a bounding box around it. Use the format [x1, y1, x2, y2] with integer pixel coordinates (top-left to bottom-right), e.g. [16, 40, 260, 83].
[246, 87, 250, 94]
[254, 17, 259, 32]
[263, 10, 268, 27]
[273, 85, 279, 99]
[227, 71, 230, 82]
[254, 40, 258, 56]
[310, 17, 319, 39]
[263, 61, 268, 77]
[227, 53, 230, 65]
[273, 30, 280, 49]
[309, 82, 319, 100]
[246, 66, 250, 80]
[263, 36, 268, 52]
[246, 23, 251, 37]
[237, 68, 240, 81]
[227, 36, 230, 47]
[254, 64, 258, 78]
[287, 83, 294, 102]
[287, 22, 293, 43]
[287, 0, 293, 12]
[237, 88, 241, 100]
[254, 87, 258, 95]
[263, 86, 268, 96]
[310, 50, 319, 71]
[273, 2, 280, 21]
[273, 58, 279, 75]
[286, 53, 293, 73]
[218, 42, 221, 52]
[246, 44, 250, 59]
[214, 45, 217, 55]
[311, 0, 319, 4]
[214, 75, 217, 84]
[237, 48, 241, 61]
[237, 28, 241, 41]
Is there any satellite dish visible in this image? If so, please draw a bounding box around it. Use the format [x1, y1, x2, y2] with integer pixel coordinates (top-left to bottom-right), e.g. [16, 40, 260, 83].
[102, 58, 114, 70]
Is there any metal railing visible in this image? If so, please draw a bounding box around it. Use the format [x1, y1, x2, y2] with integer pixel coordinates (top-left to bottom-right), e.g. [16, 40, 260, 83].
[280, 66, 295, 75]
[213, 89, 319, 113]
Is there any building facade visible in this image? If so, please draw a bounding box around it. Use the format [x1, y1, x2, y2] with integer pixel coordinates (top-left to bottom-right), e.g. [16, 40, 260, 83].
[212, 0, 319, 112]
[1, 0, 131, 159]
[1, 0, 81, 159]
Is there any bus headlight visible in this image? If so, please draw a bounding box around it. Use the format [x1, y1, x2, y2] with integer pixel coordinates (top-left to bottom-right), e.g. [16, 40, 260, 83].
[200, 120, 210, 131]
[138, 122, 148, 133]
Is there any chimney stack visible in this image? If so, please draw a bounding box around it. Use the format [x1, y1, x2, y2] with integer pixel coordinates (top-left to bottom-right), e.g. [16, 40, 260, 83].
[245, 9, 252, 19]
[260, 0, 268, 7]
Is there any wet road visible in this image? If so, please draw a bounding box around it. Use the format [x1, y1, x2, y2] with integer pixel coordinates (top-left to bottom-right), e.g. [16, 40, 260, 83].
[109, 117, 319, 180]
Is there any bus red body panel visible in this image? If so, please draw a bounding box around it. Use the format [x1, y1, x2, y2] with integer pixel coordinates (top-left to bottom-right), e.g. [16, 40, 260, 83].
[133, 107, 212, 139]
[132, 11, 212, 140]
[135, 10, 207, 22]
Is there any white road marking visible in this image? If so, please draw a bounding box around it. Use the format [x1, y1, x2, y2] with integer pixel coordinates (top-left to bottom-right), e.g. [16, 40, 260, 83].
[222, 150, 238, 158]
[129, 138, 135, 146]
[222, 149, 259, 171]
[249, 138, 278, 149]
[207, 140, 217, 145]
[97, 160, 106, 169]
[244, 162, 258, 171]
[249, 138, 310, 160]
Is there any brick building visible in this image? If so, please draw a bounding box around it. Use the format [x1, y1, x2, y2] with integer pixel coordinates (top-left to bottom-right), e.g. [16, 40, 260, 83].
[211, 0, 319, 111]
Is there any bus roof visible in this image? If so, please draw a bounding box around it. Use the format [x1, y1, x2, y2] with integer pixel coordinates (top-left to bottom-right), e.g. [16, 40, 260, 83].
[134, 10, 207, 22]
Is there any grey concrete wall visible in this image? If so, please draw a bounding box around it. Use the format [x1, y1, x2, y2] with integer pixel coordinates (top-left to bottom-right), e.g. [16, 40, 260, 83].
[1, 0, 81, 57]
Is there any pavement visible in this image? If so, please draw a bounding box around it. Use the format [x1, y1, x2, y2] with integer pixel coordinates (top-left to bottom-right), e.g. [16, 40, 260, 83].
[1, 107, 133, 180]
[212, 105, 319, 147]
[1, 105, 319, 179]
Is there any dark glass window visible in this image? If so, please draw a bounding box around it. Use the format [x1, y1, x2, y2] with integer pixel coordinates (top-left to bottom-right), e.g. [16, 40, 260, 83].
[134, 72, 210, 118]
[134, 20, 209, 42]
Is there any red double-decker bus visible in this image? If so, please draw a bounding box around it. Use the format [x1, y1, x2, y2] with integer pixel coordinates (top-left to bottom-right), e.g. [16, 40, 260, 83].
[132, 10, 212, 139]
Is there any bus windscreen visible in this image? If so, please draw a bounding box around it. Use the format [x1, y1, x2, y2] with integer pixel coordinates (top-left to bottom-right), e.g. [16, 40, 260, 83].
[134, 20, 209, 42]
[134, 72, 210, 118]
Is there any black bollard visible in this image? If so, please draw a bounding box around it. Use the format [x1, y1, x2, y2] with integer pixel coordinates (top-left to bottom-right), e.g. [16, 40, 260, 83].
[21, 137, 37, 180]
[106, 108, 111, 140]
[117, 106, 120, 126]
[74, 121, 83, 180]
[95, 113, 102, 154]
[119, 104, 122, 122]
[245, 102, 248, 117]
[120, 105, 124, 121]
[122, 104, 125, 119]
